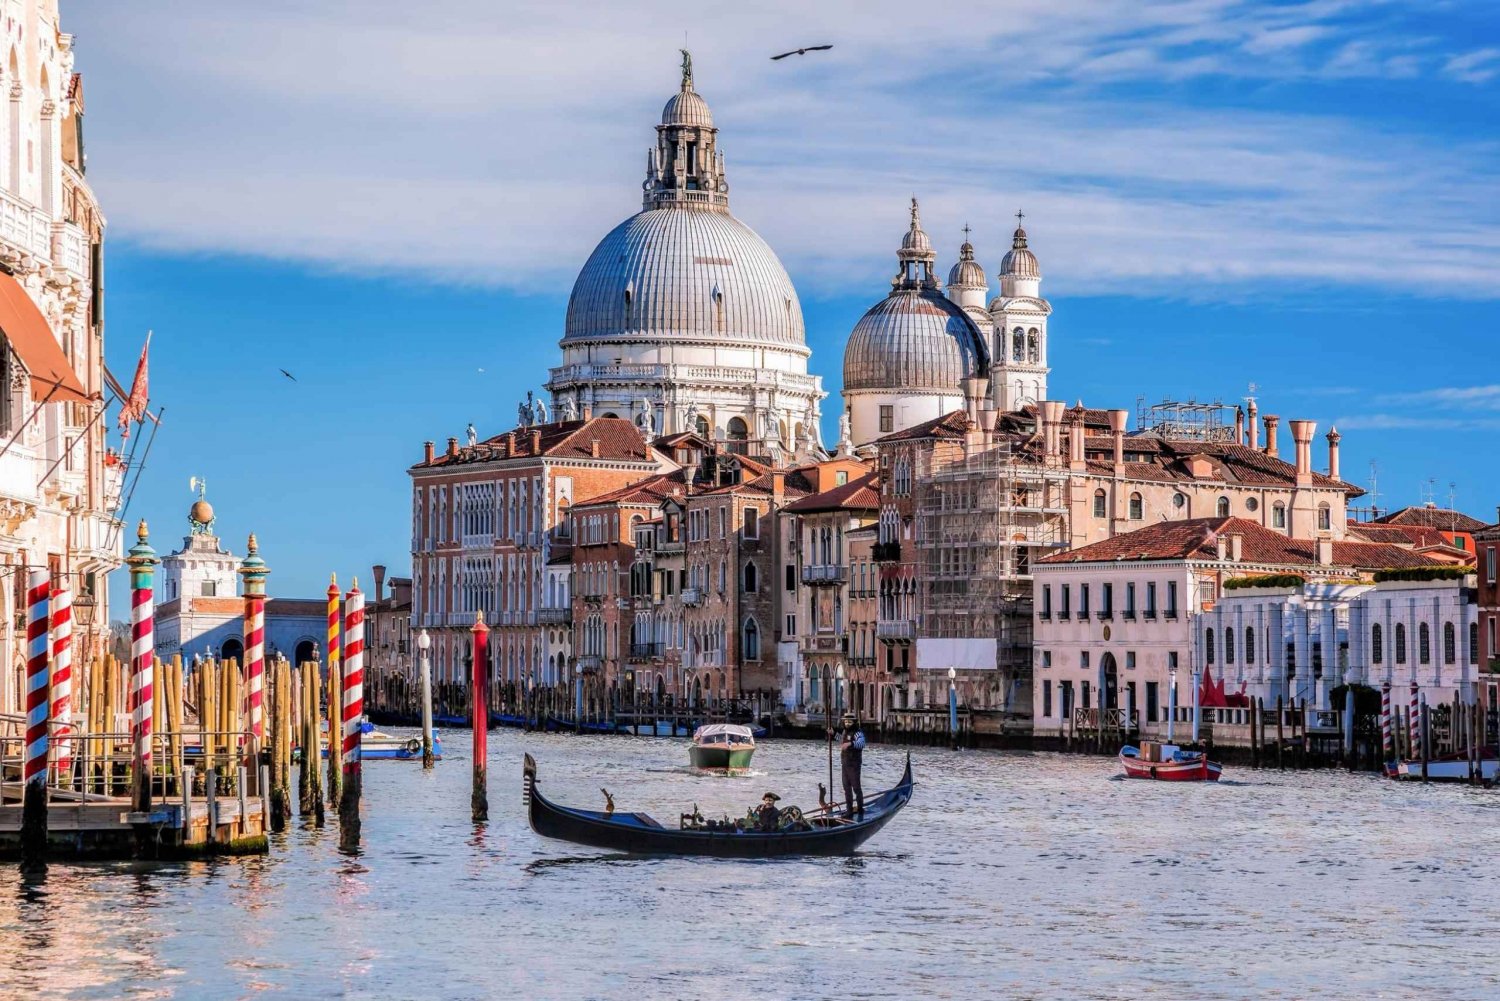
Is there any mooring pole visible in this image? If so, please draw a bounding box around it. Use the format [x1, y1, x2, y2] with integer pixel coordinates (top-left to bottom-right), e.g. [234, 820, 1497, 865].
[471, 612, 490, 822]
[126, 522, 159, 853]
[325, 575, 342, 808]
[49, 584, 73, 789]
[339, 581, 365, 849]
[418, 629, 434, 769]
[238, 534, 270, 746]
[21, 571, 51, 871]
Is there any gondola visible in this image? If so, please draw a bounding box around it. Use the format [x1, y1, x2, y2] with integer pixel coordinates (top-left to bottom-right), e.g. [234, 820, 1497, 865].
[522, 752, 914, 858]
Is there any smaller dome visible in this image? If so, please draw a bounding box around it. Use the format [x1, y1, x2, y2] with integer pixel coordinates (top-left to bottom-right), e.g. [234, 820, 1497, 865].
[999, 226, 1039, 279]
[948, 239, 987, 288]
[843, 288, 989, 393]
[661, 88, 713, 128]
[897, 197, 935, 264]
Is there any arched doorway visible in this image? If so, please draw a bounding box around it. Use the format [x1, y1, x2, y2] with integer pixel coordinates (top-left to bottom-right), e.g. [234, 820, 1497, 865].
[294, 639, 316, 666]
[1101, 652, 1119, 712]
[220, 638, 244, 663]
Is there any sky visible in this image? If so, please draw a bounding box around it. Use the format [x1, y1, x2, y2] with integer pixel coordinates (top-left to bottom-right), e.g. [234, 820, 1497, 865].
[70, 0, 1500, 611]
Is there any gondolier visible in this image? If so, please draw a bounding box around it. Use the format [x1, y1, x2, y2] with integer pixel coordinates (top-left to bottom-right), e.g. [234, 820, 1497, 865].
[840, 717, 865, 818]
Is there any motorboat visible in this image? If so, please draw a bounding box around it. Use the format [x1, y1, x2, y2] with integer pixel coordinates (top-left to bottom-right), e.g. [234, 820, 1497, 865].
[688, 723, 756, 771]
[523, 753, 913, 857]
[1120, 741, 1222, 781]
[1393, 748, 1499, 782]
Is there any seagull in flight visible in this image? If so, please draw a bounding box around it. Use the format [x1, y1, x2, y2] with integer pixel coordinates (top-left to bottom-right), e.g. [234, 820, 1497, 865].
[771, 44, 832, 61]
[279, 369, 297, 382]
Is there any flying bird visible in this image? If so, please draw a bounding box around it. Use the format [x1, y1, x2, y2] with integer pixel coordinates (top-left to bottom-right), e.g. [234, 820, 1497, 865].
[279, 369, 297, 382]
[771, 44, 832, 61]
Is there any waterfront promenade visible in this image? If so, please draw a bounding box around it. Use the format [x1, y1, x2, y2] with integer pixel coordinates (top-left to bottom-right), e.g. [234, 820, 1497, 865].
[2, 730, 1498, 999]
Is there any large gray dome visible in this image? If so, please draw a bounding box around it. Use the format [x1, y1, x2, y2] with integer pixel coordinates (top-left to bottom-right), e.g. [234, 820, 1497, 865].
[564, 207, 805, 348]
[843, 288, 988, 392]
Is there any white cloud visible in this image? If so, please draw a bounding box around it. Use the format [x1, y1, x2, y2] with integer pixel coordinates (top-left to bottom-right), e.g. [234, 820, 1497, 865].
[64, 0, 1500, 298]
[1444, 47, 1500, 84]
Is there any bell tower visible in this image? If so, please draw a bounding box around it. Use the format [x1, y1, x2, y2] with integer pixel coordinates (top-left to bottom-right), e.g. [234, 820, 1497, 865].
[988, 212, 1051, 412]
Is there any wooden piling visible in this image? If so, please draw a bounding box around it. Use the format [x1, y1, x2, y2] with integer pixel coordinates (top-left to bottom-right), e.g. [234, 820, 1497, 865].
[326, 657, 342, 809]
[269, 658, 291, 832]
[1420, 701, 1431, 783]
[1275, 696, 1285, 770]
[302, 662, 325, 825]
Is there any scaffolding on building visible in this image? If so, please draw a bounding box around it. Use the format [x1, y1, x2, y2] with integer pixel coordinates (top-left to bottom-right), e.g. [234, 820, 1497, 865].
[913, 437, 1071, 673]
[1135, 396, 1239, 443]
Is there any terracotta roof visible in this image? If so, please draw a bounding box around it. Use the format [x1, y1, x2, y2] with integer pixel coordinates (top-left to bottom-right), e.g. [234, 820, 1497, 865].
[1476, 523, 1500, 542]
[873, 409, 973, 443]
[1371, 506, 1488, 533]
[1039, 517, 1443, 571]
[697, 468, 815, 500]
[414, 417, 653, 468]
[1344, 521, 1465, 551]
[784, 473, 881, 513]
[573, 470, 690, 508]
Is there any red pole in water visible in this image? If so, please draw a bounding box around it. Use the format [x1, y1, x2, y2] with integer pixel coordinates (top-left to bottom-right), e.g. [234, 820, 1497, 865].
[471, 611, 489, 822]
[339, 581, 365, 848]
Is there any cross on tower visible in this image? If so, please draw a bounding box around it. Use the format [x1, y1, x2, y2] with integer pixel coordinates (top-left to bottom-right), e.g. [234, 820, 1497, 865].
[962, 223, 972, 242]
[1015, 209, 1025, 227]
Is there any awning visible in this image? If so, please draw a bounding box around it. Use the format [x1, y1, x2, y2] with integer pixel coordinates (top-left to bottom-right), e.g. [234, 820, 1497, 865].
[0, 271, 89, 404]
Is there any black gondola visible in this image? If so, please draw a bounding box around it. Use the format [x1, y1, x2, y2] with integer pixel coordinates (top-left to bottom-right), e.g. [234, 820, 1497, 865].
[522, 752, 914, 858]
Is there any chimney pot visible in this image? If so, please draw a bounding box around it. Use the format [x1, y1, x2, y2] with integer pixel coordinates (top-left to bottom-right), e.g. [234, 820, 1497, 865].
[530, 428, 542, 453]
[583, 405, 593, 422]
[1248, 401, 1260, 450]
[1317, 536, 1333, 566]
[446, 437, 459, 458]
[1263, 415, 1280, 458]
[1234, 406, 1245, 445]
[1109, 409, 1128, 469]
[423, 440, 435, 464]
[1326, 426, 1342, 481]
[590, 438, 601, 458]
[372, 564, 387, 603]
[1216, 535, 1228, 561]
[1288, 420, 1316, 484]
[1229, 533, 1242, 562]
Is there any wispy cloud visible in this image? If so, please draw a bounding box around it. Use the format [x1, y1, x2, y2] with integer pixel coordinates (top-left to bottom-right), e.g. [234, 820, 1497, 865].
[1377, 385, 1500, 410]
[67, 0, 1500, 298]
[1444, 47, 1500, 84]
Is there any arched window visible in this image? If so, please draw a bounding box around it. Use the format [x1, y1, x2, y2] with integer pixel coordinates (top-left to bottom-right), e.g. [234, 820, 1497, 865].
[742, 618, 760, 661]
[1372, 624, 1383, 664]
[1012, 327, 1024, 362]
[1216, 496, 1231, 517]
[1205, 628, 1216, 665]
[1444, 622, 1456, 664]
[695, 415, 710, 438]
[743, 562, 758, 593]
[1225, 629, 1235, 664]
[1272, 502, 1286, 529]
[1093, 489, 1106, 518]
[1129, 492, 1143, 520]
[1245, 626, 1255, 663]
[1026, 329, 1039, 362]
[1318, 503, 1331, 531]
[1419, 623, 1431, 664]
[1395, 623, 1407, 664]
[726, 417, 748, 451]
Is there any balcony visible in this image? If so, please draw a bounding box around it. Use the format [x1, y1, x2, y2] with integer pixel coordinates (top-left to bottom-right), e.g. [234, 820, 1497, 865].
[577, 655, 603, 673]
[629, 642, 665, 660]
[681, 586, 704, 607]
[873, 541, 901, 563]
[801, 564, 848, 585]
[876, 620, 915, 641]
[537, 607, 571, 625]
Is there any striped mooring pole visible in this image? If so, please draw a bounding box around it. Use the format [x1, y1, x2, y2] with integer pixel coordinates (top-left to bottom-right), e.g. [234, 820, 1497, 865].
[126, 521, 159, 823]
[50, 585, 73, 786]
[1381, 681, 1392, 761]
[325, 574, 343, 807]
[21, 570, 51, 868]
[339, 580, 364, 847]
[1408, 681, 1420, 758]
[238, 534, 270, 743]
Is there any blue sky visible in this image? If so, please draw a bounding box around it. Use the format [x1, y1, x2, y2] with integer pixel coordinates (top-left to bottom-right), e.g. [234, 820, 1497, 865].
[72, 0, 1499, 609]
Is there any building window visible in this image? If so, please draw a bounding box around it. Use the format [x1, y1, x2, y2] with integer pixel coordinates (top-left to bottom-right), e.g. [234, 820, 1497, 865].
[1129, 492, 1143, 520]
[1042, 650, 1052, 669]
[1079, 584, 1090, 617]
[742, 507, 759, 539]
[1372, 624, 1383, 664]
[201, 581, 217, 597]
[742, 619, 760, 661]
[1245, 627, 1255, 663]
[1272, 502, 1286, 529]
[1225, 629, 1235, 664]
[1444, 622, 1456, 664]
[1318, 504, 1331, 531]
[743, 563, 758, 593]
[1041, 585, 1052, 617]
[1126, 651, 1136, 671]
[1080, 651, 1089, 671]
[1124, 582, 1136, 617]
[1042, 680, 1053, 718]
[1216, 496, 1230, 517]
[1060, 584, 1071, 618]
[1093, 489, 1106, 518]
[879, 405, 894, 433]
[1205, 628, 1215, 664]
[785, 564, 796, 591]
[1172, 492, 1186, 510]
[1145, 681, 1160, 722]
[1488, 547, 1497, 584]
[1101, 583, 1113, 617]
[1165, 581, 1178, 617]
[1472, 622, 1481, 664]
[1245, 497, 1259, 512]
[1395, 623, 1407, 665]
[1145, 582, 1157, 616]
[1419, 623, 1430, 665]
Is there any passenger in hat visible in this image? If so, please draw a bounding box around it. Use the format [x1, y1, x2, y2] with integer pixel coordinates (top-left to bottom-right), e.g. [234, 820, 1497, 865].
[755, 792, 781, 831]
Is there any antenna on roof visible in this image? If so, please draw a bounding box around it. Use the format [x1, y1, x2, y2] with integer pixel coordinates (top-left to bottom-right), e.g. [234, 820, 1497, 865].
[1367, 460, 1379, 520]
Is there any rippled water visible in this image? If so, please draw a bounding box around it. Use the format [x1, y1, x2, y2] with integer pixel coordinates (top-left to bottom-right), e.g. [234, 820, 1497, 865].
[3, 729, 1499, 1000]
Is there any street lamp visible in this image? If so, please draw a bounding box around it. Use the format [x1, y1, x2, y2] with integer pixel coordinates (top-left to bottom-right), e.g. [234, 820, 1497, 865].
[948, 667, 958, 750]
[574, 659, 584, 734]
[836, 663, 846, 721]
[417, 629, 434, 769]
[1168, 664, 1178, 744]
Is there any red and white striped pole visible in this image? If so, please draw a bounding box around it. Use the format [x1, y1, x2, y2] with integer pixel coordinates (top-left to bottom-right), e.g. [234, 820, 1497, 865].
[1408, 680, 1420, 758]
[339, 580, 364, 846]
[238, 534, 270, 743]
[21, 570, 51, 866]
[126, 521, 159, 818]
[1381, 681, 1392, 762]
[49, 585, 73, 786]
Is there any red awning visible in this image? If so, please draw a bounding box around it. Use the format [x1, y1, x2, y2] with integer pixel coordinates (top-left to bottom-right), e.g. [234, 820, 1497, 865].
[0, 271, 89, 404]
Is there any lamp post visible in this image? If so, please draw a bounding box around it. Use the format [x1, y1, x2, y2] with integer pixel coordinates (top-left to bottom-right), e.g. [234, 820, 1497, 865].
[836, 663, 846, 721]
[948, 667, 958, 750]
[1167, 666, 1178, 743]
[574, 660, 584, 734]
[1191, 664, 1202, 745]
[417, 629, 434, 769]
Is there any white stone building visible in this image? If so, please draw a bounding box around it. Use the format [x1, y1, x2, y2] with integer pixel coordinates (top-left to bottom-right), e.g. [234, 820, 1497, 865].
[0, 2, 118, 711]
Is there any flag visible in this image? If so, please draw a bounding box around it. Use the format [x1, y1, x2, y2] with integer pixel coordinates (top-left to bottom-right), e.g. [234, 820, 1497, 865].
[117, 331, 150, 440]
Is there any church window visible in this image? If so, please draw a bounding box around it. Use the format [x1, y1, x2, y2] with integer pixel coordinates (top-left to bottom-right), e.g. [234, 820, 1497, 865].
[1129, 492, 1143, 520]
[1419, 623, 1430, 664]
[1216, 496, 1230, 517]
[1027, 329, 1039, 363]
[1395, 623, 1407, 665]
[1444, 622, 1456, 664]
[713, 287, 725, 332]
[1245, 627, 1255, 663]
[1093, 489, 1106, 519]
[1205, 628, 1215, 664]
[1272, 502, 1286, 528]
[1012, 328, 1024, 362]
[695, 415, 710, 437]
[726, 417, 748, 453]
[879, 405, 893, 433]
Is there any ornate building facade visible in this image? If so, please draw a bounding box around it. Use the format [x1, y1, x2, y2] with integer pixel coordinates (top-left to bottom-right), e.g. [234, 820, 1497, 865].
[0, 2, 118, 711]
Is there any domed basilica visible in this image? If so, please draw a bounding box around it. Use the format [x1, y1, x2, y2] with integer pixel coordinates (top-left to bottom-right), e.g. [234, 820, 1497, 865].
[545, 55, 1054, 453]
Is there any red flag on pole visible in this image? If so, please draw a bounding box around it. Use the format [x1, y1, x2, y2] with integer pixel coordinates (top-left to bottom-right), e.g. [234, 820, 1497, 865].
[118, 331, 150, 440]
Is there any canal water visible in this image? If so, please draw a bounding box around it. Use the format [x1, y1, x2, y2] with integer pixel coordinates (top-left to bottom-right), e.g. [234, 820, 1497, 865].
[4, 729, 1499, 1000]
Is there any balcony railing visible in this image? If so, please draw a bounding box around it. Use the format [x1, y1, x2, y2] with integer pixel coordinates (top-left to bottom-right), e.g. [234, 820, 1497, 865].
[681, 586, 704, 607]
[801, 564, 847, 585]
[537, 607, 571, 625]
[876, 620, 915, 641]
[629, 642, 665, 660]
[872, 542, 901, 563]
[577, 655, 603, 672]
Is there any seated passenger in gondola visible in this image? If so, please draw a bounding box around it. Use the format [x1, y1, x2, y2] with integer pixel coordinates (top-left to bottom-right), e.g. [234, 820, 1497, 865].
[755, 792, 781, 831]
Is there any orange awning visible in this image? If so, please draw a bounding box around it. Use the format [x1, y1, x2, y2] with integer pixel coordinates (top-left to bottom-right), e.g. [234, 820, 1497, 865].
[0, 271, 89, 404]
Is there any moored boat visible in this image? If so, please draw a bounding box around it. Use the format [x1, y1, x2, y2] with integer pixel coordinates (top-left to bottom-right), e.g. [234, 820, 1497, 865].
[689, 723, 755, 770]
[306, 720, 443, 761]
[1393, 748, 1499, 782]
[523, 752, 913, 857]
[1120, 741, 1222, 781]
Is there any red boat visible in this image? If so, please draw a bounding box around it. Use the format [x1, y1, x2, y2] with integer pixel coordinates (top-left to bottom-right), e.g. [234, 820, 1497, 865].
[1120, 742, 1223, 781]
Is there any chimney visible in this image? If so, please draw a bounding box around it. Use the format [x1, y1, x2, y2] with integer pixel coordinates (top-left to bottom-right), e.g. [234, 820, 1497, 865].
[372, 564, 387, 603]
[1068, 416, 1086, 471]
[589, 438, 601, 458]
[1109, 409, 1128, 470]
[1247, 400, 1259, 450]
[1216, 535, 1228, 561]
[506, 431, 517, 456]
[1317, 535, 1333, 566]
[1229, 533, 1242, 562]
[423, 440, 435, 464]
[1326, 426, 1342, 481]
[583, 404, 593, 421]
[771, 470, 786, 508]
[1289, 420, 1315, 486]
[1234, 406, 1245, 444]
[446, 437, 459, 458]
[1263, 415, 1280, 458]
[530, 428, 542, 453]
[1042, 400, 1064, 458]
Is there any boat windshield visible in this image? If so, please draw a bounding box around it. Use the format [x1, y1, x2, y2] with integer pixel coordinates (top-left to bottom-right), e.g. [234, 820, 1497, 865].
[693, 724, 755, 746]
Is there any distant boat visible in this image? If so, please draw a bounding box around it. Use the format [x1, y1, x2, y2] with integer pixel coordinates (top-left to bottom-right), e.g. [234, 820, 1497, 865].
[307, 720, 442, 761]
[689, 723, 756, 771]
[1393, 748, 1499, 781]
[1120, 742, 1222, 781]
